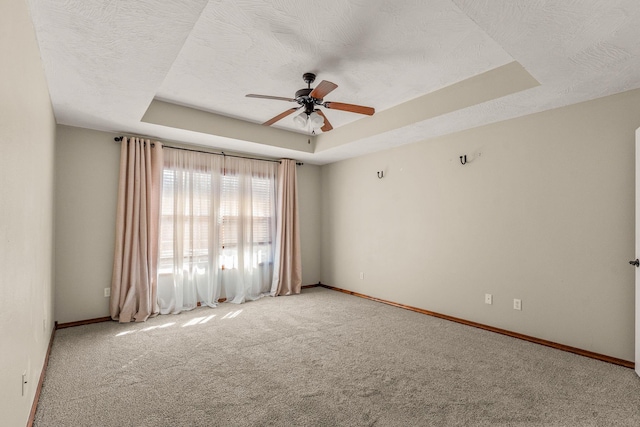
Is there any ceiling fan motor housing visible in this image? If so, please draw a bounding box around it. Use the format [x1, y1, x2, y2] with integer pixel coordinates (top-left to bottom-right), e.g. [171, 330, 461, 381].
[295, 88, 313, 99]
[295, 87, 319, 114]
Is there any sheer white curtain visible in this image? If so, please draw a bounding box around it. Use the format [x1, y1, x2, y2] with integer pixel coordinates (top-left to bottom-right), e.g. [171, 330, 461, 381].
[157, 149, 222, 314]
[157, 148, 277, 314]
[221, 157, 278, 303]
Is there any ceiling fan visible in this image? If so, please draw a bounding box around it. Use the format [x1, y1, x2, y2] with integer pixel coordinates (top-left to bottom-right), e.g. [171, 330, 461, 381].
[246, 72, 375, 133]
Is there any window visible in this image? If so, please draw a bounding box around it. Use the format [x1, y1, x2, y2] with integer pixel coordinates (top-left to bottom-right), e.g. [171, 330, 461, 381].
[159, 168, 215, 273]
[156, 149, 280, 312]
[218, 174, 275, 269]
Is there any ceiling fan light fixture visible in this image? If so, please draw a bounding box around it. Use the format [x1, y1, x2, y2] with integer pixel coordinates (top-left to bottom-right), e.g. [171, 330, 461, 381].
[293, 112, 308, 128]
[309, 111, 324, 129]
[309, 111, 324, 128]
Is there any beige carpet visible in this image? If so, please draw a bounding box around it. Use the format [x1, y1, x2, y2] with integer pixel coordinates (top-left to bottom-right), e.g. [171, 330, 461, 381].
[35, 287, 640, 426]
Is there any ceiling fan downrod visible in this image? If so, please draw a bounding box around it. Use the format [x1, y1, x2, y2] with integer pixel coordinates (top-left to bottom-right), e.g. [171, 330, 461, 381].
[302, 72, 316, 88]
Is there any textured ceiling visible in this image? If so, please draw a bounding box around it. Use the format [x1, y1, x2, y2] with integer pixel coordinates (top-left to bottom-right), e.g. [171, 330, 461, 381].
[27, 0, 640, 164]
[156, 0, 513, 131]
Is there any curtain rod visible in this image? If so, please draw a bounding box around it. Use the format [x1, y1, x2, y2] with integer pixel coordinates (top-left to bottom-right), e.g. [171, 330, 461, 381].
[114, 136, 302, 165]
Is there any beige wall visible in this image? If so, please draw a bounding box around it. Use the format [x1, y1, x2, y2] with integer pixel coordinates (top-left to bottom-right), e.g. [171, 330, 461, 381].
[55, 126, 121, 323]
[55, 125, 323, 323]
[297, 163, 322, 285]
[0, 1, 57, 425]
[321, 89, 640, 362]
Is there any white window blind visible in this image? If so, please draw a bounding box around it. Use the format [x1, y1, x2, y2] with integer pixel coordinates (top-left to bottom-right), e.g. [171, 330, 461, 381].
[158, 150, 277, 273]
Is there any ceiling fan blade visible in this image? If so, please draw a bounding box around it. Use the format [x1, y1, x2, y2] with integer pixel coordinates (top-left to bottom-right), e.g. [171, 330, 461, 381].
[309, 80, 338, 99]
[246, 94, 297, 102]
[324, 101, 375, 116]
[316, 110, 333, 132]
[263, 107, 300, 126]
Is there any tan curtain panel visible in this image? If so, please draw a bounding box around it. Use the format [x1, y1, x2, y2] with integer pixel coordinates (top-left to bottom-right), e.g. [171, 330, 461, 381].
[270, 159, 302, 296]
[110, 137, 163, 322]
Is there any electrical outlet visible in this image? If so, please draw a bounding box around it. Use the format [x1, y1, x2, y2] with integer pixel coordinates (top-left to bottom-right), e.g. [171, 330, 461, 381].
[104, 287, 111, 297]
[513, 298, 522, 310]
[359, 272, 364, 280]
[484, 293, 492, 305]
